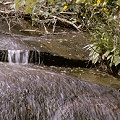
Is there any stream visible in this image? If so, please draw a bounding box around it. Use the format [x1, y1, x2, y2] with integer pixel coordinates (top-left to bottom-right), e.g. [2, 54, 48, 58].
[0, 62, 120, 120]
[0, 19, 120, 120]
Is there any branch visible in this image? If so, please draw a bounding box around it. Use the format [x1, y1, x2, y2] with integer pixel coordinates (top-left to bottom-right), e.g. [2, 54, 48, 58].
[0, 10, 14, 14]
[39, 10, 80, 32]
[52, 15, 80, 32]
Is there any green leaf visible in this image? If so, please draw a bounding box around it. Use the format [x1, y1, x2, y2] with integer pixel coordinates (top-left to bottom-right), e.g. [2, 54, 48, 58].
[92, 53, 99, 64]
[118, 37, 120, 43]
[104, 50, 110, 57]
[114, 55, 120, 66]
[49, 0, 54, 2]
[107, 55, 112, 60]
[111, 47, 116, 53]
[15, 0, 19, 10]
[26, 0, 36, 7]
[76, 0, 85, 4]
[110, 62, 113, 67]
[25, 6, 32, 14]
[116, 0, 120, 6]
[15, 0, 25, 10]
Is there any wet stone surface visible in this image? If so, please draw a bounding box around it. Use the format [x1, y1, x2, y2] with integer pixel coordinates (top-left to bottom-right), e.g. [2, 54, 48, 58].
[0, 63, 120, 120]
[0, 16, 120, 120]
[0, 18, 89, 60]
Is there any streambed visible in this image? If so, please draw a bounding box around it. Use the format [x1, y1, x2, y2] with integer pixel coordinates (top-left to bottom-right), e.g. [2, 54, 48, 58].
[0, 17, 120, 120]
[0, 62, 120, 120]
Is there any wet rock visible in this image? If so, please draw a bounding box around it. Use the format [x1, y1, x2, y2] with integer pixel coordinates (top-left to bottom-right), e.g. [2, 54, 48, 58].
[24, 32, 90, 60]
[0, 63, 120, 120]
[0, 17, 89, 60]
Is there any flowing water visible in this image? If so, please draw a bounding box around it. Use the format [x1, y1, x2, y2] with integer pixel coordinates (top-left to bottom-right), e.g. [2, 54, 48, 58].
[0, 18, 120, 120]
[8, 50, 29, 64]
[0, 36, 120, 119]
[0, 62, 120, 120]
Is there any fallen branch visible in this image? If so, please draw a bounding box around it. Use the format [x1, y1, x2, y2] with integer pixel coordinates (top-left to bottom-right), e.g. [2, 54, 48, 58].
[39, 10, 80, 32]
[52, 15, 80, 32]
[0, 8, 81, 33]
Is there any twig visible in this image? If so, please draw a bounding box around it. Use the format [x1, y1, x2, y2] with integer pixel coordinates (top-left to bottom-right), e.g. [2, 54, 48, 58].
[52, 15, 80, 32]
[39, 10, 80, 32]
[60, 11, 77, 15]
[0, 8, 80, 32]
[0, 12, 11, 32]
[0, 10, 15, 14]
[43, 23, 49, 34]
[52, 17, 57, 33]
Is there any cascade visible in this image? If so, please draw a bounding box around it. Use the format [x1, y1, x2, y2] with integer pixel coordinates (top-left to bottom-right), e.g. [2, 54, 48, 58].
[8, 50, 29, 64]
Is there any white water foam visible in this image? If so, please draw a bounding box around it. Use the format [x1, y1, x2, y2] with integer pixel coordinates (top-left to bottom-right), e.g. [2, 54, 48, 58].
[8, 50, 29, 64]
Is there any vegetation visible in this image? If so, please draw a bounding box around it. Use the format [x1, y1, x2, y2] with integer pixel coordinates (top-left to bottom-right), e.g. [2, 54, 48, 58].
[0, 0, 120, 74]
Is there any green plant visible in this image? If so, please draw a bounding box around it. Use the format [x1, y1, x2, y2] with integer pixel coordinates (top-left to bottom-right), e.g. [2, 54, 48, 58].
[13, 0, 120, 74]
[85, 15, 120, 73]
[14, 0, 119, 30]
[78, 0, 120, 74]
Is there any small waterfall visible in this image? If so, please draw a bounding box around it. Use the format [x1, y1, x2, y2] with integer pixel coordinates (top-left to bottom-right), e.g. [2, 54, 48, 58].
[8, 50, 29, 64]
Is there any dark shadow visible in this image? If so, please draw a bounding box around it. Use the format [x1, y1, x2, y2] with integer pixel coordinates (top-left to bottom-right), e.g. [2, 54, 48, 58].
[0, 50, 94, 68]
